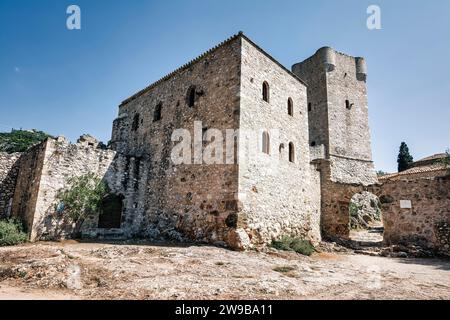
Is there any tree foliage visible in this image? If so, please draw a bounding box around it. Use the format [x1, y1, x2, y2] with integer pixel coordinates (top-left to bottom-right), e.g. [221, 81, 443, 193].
[0, 129, 51, 153]
[397, 142, 414, 172]
[55, 173, 109, 235]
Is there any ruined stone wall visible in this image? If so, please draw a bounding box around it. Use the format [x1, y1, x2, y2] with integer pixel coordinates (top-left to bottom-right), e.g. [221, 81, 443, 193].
[11, 142, 47, 233]
[109, 36, 242, 245]
[372, 175, 450, 252]
[0, 152, 21, 218]
[10, 137, 116, 240]
[30, 138, 116, 240]
[238, 37, 322, 246]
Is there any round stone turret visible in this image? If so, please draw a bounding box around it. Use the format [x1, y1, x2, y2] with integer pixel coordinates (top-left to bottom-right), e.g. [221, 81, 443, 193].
[355, 57, 367, 81]
[317, 47, 336, 72]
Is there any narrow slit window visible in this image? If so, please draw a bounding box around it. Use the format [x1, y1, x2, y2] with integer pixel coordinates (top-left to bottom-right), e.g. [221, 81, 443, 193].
[262, 131, 270, 154]
[132, 114, 140, 131]
[187, 86, 196, 108]
[262, 81, 270, 102]
[288, 98, 294, 116]
[153, 103, 162, 122]
[289, 142, 295, 163]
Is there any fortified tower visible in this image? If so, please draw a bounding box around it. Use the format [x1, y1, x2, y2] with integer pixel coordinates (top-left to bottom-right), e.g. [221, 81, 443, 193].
[292, 47, 377, 186]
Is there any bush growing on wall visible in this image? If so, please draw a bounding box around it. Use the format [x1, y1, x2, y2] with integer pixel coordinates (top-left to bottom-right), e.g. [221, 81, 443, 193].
[55, 173, 109, 236]
[0, 219, 28, 246]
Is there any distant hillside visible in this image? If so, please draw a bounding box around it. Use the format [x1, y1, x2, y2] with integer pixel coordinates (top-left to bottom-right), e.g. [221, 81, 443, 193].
[0, 129, 52, 154]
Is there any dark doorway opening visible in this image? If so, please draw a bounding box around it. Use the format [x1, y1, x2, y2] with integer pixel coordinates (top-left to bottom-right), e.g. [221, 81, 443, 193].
[98, 194, 124, 229]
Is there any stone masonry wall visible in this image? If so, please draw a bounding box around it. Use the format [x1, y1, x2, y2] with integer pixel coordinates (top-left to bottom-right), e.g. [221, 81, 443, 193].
[292, 53, 329, 154]
[238, 37, 322, 246]
[0, 152, 21, 218]
[317, 159, 449, 253]
[293, 48, 377, 186]
[371, 174, 450, 252]
[11, 142, 47, 233]
[30, 137, 116, 240]
[109, 35, 242, 246]
[11, 137, 116, 240]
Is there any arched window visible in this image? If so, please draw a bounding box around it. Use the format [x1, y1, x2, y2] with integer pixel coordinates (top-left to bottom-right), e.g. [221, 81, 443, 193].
[262, 81, 269, 102]
[262, 131, 270, 154]
[153, 103, 162, 122]
[289, 142, 295, 163]
[187, 86, 196, 108]
[288, 98, 294, 116]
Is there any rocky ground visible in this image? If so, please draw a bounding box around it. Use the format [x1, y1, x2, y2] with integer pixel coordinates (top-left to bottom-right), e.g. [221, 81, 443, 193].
[0, 241, 449, 300]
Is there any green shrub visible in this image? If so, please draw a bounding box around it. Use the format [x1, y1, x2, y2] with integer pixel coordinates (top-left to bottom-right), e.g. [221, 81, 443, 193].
[271, 236, 315, 256]
[56, 173, 110, 235]
[0, 219, 28, 246]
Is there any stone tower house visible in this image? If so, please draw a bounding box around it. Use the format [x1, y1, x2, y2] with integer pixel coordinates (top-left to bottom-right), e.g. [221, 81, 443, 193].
[108, 33, 322, 248]
[107, 32, 376, 249]
[292, 47, 377, 186]
[292, 47, 378, 238]
[1, 33, 447, 253]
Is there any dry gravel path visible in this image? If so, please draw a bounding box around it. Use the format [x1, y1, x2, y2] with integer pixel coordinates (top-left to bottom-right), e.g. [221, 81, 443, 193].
[0, 241, 449, 300]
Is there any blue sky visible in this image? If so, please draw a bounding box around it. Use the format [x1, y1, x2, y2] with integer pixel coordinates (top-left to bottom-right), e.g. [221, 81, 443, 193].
[0, 0, 449, 172]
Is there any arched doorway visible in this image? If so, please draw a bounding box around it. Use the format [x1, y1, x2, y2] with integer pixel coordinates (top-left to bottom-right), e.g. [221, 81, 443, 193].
[98, 194, 124, 229]
[349, 191, 384, 244]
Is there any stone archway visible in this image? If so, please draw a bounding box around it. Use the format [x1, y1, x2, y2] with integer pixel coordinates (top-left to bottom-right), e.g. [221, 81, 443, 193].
[348, 191, 384, 244]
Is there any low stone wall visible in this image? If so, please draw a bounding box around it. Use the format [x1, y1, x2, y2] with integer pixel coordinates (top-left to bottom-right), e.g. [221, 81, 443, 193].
[0, 152, 21, 217]
[319, 160, 450, 254]
[372, 175, 450, 253]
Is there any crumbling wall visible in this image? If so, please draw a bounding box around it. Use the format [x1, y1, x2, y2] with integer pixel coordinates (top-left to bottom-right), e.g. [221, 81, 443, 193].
[10, 143, 47, 233]
[10, 137, 116, 241]
[30, 137, 116, 240]
[0, 152, 22, 218]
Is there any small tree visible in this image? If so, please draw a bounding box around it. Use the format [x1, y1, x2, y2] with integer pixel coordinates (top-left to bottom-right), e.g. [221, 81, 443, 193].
[397, 142, 413, 172]
[56, 173, 109, 236]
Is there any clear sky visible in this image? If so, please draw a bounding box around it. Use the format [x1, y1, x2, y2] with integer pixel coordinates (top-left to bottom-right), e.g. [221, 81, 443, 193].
[0, 0, 449, 172]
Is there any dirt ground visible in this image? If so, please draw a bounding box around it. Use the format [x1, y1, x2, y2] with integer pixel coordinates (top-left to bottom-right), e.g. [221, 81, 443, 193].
[0, 241, 449, 300]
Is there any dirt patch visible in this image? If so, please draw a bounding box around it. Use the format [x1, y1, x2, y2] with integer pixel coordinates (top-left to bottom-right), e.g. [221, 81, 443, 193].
[0, 242, 449, 300]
